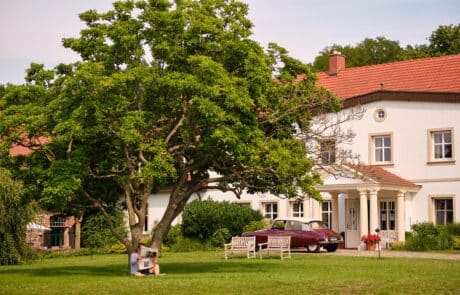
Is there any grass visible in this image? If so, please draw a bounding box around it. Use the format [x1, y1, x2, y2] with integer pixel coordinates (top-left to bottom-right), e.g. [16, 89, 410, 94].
[1, 251, 459, 295]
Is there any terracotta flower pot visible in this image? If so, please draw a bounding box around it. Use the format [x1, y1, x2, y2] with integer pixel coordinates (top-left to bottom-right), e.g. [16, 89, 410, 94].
[367, 243, 376, 251]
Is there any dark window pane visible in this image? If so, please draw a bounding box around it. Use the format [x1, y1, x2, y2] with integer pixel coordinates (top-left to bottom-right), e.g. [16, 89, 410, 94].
[376, 149, 383, 162]
[445, 144, 452, 158]
[436, 211, 445, 225]
[435, 200, 445, 210]
[446, 199, 453, 210]
[446, 211, 453, 224]
[384, 136, 391, 146]
[375, 137, 383, 147]
[434, 145, 443, 158]
[384, 148, 391, 161]
[444, 132, 451, 143]
[434, 133, 442, 143]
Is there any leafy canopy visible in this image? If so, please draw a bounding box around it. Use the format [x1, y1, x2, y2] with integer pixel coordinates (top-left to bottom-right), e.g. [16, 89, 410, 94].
[0, 0, 339, 251]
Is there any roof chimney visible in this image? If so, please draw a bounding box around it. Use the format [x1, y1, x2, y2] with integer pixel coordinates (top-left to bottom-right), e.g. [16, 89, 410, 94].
[328, 52, 346, 76]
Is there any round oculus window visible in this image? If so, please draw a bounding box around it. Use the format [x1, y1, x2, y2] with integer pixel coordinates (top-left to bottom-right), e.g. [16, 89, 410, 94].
[374, 109, 386, 122]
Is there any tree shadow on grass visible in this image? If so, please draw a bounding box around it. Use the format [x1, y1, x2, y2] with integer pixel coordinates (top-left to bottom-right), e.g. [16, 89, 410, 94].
[0, 263, 128, 278]
[0, 259, 274, 278]
[163, 259, 275, 275]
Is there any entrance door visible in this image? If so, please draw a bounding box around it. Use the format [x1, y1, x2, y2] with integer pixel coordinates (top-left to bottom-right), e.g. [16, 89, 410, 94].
[345, 199, 360, 248]
[50, 229, 64, 248]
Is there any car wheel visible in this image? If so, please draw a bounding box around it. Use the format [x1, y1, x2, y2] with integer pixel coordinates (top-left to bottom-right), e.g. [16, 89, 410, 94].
[306, 244, 319, 253]
[324, 244, 338, 252]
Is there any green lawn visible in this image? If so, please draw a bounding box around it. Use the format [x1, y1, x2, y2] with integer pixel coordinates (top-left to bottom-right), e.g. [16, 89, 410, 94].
[1, 251, 459, 295]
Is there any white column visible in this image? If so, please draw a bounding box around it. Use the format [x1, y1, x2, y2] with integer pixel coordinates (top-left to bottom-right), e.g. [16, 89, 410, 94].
[397, 191, 406, 242]
[358, 189, 368, 239]
[331, 192, 339, 233]
[369, 189, 379, 234]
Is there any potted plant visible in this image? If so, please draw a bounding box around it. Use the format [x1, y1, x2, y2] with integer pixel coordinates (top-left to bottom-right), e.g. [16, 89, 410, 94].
[361, 234, 381, 251]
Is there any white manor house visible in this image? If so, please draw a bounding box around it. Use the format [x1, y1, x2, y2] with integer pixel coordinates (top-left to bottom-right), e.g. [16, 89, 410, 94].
[145, 53, 460, 249]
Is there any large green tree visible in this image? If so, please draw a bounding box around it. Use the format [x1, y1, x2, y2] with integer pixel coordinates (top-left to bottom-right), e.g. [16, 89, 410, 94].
[427, 24, 460, 55]
[312, 37, 403, 71]
[0, 0, 338, 269]
[0, 168, 32, 265]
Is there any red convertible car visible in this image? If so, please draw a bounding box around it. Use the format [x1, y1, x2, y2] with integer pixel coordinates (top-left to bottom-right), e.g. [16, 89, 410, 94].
[242, 218, 343, 252]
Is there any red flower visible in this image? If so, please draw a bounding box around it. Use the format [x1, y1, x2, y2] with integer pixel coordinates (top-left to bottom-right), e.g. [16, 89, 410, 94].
[361, 234, 381, 245]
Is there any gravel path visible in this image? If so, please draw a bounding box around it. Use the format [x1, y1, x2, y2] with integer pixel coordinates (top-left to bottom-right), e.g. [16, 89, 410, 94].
[321, 249, 460, 260]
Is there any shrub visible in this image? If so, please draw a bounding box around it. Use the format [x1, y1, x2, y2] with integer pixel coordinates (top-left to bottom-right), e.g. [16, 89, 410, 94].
[389, 241, 406, 250]
[169, 237, 215, 252]
[453, 236, 460, 249]
[81, 209, 126, 249]
[436, 227, 454, 249]
[210, 228, 231, 247]
[163, 224, 182, 246]
[243, 220, 267, 233]
[182, 199, 263, 241]
[446, 223, 460, 236]
[405, 222, 455, 251]
[107, 242, 127, 254]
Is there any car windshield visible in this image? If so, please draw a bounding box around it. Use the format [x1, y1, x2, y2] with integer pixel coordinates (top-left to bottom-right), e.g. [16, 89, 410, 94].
[285, 220, 302, 230]
[309, 221, 328, 229]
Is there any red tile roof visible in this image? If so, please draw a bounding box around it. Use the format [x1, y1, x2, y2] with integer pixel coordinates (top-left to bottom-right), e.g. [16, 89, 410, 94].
[314, 54, 460, 99]
[10, 137, 49, 156]
[347, 164, 418, 188]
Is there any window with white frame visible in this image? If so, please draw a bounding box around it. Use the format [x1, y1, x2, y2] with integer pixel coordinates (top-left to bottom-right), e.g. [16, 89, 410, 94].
[372, 134, 392, 163]
[264, 203, 278, 220]
[379, 201, 395, 230]
[292, 202, 304, 218]
[430, 130, 453, 161]
[320, 139, 336, 165]
[434, 198, 453, 225]
[322, 201, 332, 228]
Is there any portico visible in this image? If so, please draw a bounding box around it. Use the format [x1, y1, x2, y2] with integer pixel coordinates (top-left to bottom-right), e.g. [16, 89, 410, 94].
[316, 165, 420, 248]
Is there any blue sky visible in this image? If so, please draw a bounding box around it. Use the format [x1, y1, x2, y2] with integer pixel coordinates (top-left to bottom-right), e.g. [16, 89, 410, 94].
[1, 0, 458, 84]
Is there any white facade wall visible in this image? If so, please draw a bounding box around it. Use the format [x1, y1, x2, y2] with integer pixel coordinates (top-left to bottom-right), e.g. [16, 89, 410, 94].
[329, 100, 460, 228]
[142, 100, 459, 236]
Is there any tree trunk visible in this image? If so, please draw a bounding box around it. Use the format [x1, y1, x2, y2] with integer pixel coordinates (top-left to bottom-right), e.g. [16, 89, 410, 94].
[74, 217, 82, 250]
[151, 195, 189, 250]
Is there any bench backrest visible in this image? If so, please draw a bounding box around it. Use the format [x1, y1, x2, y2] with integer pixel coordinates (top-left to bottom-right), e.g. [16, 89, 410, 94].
[231, 236, 255, 249]
[267, 236, 291, 248]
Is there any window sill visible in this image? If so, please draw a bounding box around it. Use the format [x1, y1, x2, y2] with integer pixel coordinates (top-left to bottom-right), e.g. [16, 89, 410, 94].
[426, 160, 456, 165]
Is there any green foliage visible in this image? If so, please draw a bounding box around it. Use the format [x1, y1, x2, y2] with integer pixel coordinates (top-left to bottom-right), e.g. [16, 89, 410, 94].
[163, 224, 182, 247]
[453, 236, 460, 249]
[389, 241, 406, 251]
[182, 199, 263, 241]
[0, 168, 33, 265]
[313, 37, 403, 71]
[428, 24, 460, 55]
[81, 210, 127, 249]
[0, 0, 337, 257]
[445, 223, 460, 236]
[405, 222, 454, 251]
[242, 220, 267, 233]
[107, 242, 128, 254]
[210, 228, 231, 247]
[168, 237, 216, 252]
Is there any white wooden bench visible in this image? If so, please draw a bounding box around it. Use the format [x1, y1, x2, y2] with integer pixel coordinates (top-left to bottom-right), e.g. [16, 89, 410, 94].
[258, 236, 291, 260]
[224, 236, 256, 259]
